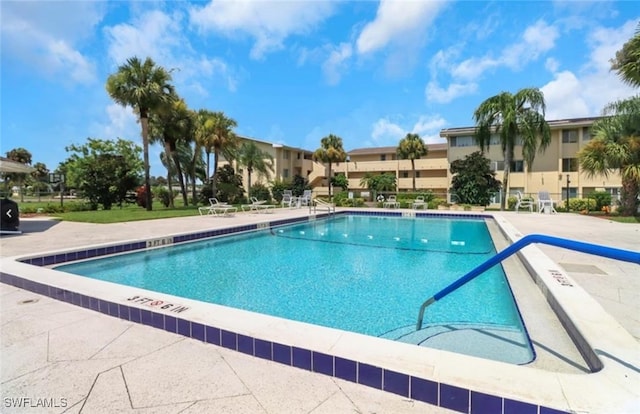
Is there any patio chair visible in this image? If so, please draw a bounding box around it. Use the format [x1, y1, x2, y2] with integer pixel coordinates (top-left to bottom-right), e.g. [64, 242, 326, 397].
[199, 198, 237, 216]
[299, 190, 312, 207]
[242, 197, 276, 213]
[282, 190, 293, 208]
[412, 196, 427, 210]
[383, 195, 400, 209]
[537, 191, 557, 214]
[514, 191, 534, 213]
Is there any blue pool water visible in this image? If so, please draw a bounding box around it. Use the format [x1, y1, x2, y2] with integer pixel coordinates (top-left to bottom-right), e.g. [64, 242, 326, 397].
[56, 215, 534, 363]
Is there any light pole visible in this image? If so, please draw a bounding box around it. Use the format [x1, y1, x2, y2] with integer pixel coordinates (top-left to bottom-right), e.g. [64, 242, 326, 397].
[565, 174, 570, 211]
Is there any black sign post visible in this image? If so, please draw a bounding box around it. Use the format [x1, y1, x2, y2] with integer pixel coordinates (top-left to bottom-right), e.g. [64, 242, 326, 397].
[49, 173, 65, 208]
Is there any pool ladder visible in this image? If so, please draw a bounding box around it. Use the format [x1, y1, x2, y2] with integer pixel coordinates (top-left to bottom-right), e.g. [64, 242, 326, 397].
[416, 234, 640, 331]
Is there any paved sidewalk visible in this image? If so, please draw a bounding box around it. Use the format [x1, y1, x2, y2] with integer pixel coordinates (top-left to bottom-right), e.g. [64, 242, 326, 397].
[1, 210, 638, 413]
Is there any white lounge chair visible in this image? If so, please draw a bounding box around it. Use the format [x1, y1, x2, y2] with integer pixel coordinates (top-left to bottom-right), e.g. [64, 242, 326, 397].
[537, 191, 557, 214]
[198, 198, 237, 216]
[312, 198, 335, 213]
[412, 196, 427, 210]
[242, 197, 276, 214]
[282, 190, 293, 208]
[383, 195, 400, 209]
[514, 191, 534, 213]
[299, 190, 312, 207]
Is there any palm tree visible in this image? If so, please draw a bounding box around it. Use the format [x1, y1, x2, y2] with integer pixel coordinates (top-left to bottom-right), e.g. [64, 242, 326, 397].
[579, 96, 640, 215]
[195, 110, 238, 197]
[396, 133, 428, 191]
[149, 96, 193, 207]
[237, 141, 274, 199]
[106, 56, 175, 211]
[610, 23, 640, 88]
[313, 134, 347, 200]
[473, 88, 551, 210]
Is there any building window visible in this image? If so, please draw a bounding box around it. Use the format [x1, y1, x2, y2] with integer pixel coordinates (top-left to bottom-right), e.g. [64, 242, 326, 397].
[283, 169, 289, 178]
[297, 152, 301, 159]
[582, 127, 592, 142]
[562, 129, 578, 143]
[562, 158, 578, 172]
[283, 151, 290, 160]
[511, 160, 524, 172]
[450, 136, 475, 147]
[381, 154, 386, 161]
[561, 187, 578, 200]
[401, 171, 409, 178]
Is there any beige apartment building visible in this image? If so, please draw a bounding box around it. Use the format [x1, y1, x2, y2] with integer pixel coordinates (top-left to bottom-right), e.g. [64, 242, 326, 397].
[439, 116, 622, 206]
[231, 116, 621, 207]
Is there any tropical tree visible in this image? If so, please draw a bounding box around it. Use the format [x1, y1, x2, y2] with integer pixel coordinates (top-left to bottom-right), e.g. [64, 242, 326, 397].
[31, 162, 50, 201]
[149, 95, 194, 207]
[473, 88, 551, 210]
[397, 133, 428, 191]
[237, 141, 274, 199]
[5, 147, 32, 202]
[63, 138, 143, 210]
[360, 172, 397, 200]
[579, 97, 640, 215]
[106, 56, 175, 211]
[450, 151, 501, 206]
[313, 134, 347, 200]
[195, 110, 238, 197]
[610, 23, 640, 88]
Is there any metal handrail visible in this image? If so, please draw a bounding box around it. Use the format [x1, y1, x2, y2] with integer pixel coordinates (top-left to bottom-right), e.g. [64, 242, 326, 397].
[416, 234, 640, 331]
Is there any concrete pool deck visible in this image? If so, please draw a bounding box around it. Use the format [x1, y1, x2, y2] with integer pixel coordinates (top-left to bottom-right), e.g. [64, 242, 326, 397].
[1, 209, 638, 413]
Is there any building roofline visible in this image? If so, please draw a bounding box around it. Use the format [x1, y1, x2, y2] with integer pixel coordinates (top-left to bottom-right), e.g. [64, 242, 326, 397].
[439, 116, 605, 137]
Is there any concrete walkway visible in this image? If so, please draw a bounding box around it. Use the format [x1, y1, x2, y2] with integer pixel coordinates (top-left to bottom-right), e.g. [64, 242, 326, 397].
[1, 209, 638, 413]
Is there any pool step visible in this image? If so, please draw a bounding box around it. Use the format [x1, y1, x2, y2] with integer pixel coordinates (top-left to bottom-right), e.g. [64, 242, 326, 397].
[379, 323, 535, 365]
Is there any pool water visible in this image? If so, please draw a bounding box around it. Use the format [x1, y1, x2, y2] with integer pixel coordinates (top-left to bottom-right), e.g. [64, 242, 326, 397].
[56, 215, 534, 363]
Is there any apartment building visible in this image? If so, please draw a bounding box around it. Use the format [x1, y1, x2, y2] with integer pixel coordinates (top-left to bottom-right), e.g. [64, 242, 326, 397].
[229, 116, 621, 206]
[328, 144, 449, 198]
[440, 116, 622, 205]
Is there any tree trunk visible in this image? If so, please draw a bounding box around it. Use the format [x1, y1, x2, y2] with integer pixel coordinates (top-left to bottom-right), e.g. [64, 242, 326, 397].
[163, 141, 175, 208]
[411, 158, 416, 191]
[620, 176, 639, 216]
[171, 151, 188, 206]
[247, 168, 253, 200]
[501, 152, 512, 211]
[140, 116, 153, 211]
[211, 151, 219, 197]
[328, 161, 332, 200]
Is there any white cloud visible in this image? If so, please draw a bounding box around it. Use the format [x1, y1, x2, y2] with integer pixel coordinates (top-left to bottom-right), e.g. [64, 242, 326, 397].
[369, 115, 448, 146]
[501, 20, 559, 69]
[356, 0, 446, 55]
[541, 19, 638, 120]
[322, 43, 353, 85]
[105, 10, 184, 66]
[104, 10, 240, 95]
[545, 57, 560, 73]
[189, 0, 336, 60]
[1, 1, 102, 84]
[92, 104, 140, 141]
[425, 81, 478, 104]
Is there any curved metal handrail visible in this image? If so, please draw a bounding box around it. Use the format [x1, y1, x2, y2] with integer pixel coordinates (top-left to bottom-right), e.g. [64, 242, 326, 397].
[416, 234, 640, 331]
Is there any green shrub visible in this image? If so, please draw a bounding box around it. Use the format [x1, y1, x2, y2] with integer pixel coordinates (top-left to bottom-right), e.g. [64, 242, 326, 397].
[65, 202, 93, 212]
[569, 198, 596, 212]
[507, 196, 517, 210]
[587, 191, 612, 210]
[250, 183, 271, 202]
[153, 186, 172, 207]
[427, 198, 446, 209]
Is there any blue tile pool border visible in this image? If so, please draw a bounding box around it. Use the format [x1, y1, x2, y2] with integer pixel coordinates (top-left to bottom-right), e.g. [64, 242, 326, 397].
[0, 212, 568, 414]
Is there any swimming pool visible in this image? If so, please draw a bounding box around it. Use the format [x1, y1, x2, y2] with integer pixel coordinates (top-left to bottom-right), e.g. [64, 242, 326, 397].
[55, 214, 534, 364]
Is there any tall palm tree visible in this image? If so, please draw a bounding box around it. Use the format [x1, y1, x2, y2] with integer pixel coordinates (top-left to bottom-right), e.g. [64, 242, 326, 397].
[396, 133, 428, 191]
[579, 96, 640, 215]
[106, 56, 175, 211]
[195, 110, 238, 197]
[237, 141, 274, 199]
[610, 23, 640, 88]
[149, 96, 193, 207]
[473, 88, 551, 210]
[313, 134, 347, 200]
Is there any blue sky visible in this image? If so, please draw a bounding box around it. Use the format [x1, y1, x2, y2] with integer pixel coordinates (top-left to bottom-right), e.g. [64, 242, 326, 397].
[1, 1, 638, 177]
